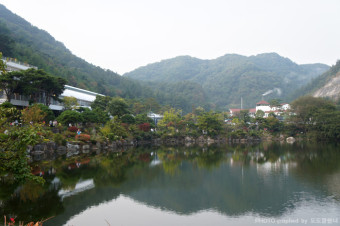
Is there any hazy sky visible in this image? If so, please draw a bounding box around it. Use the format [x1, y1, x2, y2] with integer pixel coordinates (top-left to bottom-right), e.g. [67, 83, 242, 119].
[1, 0, 340, 74]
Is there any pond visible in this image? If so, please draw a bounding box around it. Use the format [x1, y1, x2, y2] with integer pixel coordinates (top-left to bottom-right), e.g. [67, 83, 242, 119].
[1, 142, 340, 226]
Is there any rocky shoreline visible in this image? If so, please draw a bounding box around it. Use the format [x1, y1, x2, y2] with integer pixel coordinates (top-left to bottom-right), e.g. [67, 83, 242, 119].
[27, 135, 298, 162]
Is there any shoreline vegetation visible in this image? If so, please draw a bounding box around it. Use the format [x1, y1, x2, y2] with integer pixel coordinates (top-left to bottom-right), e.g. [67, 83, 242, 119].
[0, 94, 339, 180]
[0, 93, 339, 186]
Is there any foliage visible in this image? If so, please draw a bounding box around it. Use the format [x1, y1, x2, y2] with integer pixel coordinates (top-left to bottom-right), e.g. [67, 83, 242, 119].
[0, 52, 7, 73]
[107, 97, 130, 118]
[135, 113, 154, 126]
[0, 68, 66, 105]
[0, 125, 45, 184]
[100, 119, 128, 141]
[57, 110, 83, 125]
[121, 114, 136, 124]
[263, 116, 283, 133]
[157, 108, 182, 134]
[197, 111, 224, 136]
[288, 96, 339, 141]
[125, 54, 329, 111]
[34, 103, 55, 122]
[68, 126, 78, 133]
[138, 123, 151, 132]
[21, 105, 46, 124]
[76, 134, 91, 142]
[0, 105, 20, 129]
[63, 96, 78, 110]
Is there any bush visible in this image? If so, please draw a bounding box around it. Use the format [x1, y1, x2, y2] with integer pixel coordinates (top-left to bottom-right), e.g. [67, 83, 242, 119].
[139, 123, 150, 132]
[53, 133, 66, 146]
[68, 126, 78, 132]
[57, 110, 84, 125]
[76, 134, 91, 142]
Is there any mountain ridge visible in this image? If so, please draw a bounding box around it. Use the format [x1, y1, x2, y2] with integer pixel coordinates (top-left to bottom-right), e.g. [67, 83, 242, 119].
[124, 53, 330, 109]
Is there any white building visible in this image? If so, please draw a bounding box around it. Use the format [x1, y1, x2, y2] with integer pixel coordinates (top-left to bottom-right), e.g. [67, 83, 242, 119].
[147, 112, 163, 126]
[49, 85, 104, 111]
[2, 57, 38, 72]
[255, 100, 271, 113]
[0, 59, 104, 110]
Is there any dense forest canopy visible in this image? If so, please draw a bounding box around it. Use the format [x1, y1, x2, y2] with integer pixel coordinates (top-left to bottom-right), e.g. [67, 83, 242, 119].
[125, 54, 330, 109]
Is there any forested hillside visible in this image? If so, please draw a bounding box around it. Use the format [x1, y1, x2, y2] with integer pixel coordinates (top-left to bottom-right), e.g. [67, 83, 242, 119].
[125, 53, 329, 109]
[0, 4, 152, 98]
[291, 60, 340, 102]
[0, 4, 211, 112]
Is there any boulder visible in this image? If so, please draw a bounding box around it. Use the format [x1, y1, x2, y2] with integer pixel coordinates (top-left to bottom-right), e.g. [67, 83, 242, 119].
[286, 137, 296, 143]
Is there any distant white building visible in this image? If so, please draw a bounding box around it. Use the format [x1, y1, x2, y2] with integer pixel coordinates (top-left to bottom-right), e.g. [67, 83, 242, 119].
[147, 112, 163, 126]
[2, 57, 38, 72]
[255, 100, 271, 113]
[229, 100, 291, 119]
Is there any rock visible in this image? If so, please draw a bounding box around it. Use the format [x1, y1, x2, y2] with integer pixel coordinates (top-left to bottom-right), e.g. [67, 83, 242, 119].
[66, 143, 80, 157]
[31, 151, 45, 161]
[286, 137, 296, 143]
[207, 137, 215, 144]
[56, 146, 67, 155]
[82, 144, 90, 154]
[34, 144, 46, 152]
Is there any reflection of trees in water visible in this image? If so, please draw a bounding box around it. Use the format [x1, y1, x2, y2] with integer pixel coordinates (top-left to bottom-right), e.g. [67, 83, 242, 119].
[0, 182, 63, 223]
[1, 143, 340, 225]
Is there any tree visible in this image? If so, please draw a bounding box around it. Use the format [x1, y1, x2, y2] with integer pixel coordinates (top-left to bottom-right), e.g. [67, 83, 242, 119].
[35, 103, 55, 122]
[63, 96, 79, 110]
[157, 108, 182, 134]
[22, 69, 66, 106]
[255, 110, 265, 118]
[107, 97, 130, 118]
[21, 105, 47, 125]
[0, 125, 44, 184]
[197, 111, 224, 136]
[290, 96, 336, 133]
[100, 119, 128, 141]
[0, 70, 25, 102]
[269, 99, 282, 108]
[57, 110, 84, 125]
[121, 114, 136, 124]
[239, 109, 251, 123]
[91, 95, 112, 111]
[0, 68, 66, 105]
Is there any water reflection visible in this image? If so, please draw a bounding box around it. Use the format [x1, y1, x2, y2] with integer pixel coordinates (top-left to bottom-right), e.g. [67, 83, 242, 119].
[0, 142, 339, 225]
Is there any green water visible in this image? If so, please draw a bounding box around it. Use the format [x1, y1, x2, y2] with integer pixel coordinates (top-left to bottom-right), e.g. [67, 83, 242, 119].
[1, 142, 340, 226]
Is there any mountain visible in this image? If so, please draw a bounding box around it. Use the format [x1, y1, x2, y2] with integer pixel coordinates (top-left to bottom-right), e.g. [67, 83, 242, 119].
[124, 53, 329, 109]
[0, 4, 152, 98]
[292, 60, 340, 102]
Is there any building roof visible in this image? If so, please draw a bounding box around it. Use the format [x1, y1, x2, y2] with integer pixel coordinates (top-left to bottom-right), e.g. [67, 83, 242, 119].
[229, 108, 242, 113]
[61, 85, 104, 102]
[249, 108, 256, 113]
[256, 100, 270, 105]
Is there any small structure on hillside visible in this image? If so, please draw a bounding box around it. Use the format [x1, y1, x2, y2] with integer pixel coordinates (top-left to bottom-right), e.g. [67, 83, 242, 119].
[147, 112, 163, 126]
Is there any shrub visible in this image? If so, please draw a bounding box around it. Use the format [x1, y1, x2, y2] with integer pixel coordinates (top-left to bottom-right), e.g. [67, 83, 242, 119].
[76, 134, 91, 142]
[139, 123, 150, 132]
[68, 126, 78, 132]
